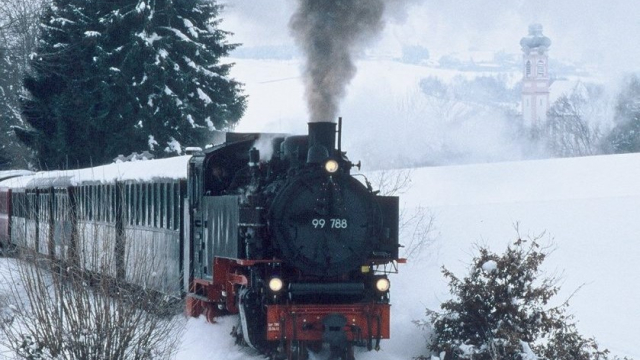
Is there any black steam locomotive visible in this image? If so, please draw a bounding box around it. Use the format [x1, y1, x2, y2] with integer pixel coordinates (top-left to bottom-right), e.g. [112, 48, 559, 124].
[0, 121, 401, 360]
[187, 121, 400, 359]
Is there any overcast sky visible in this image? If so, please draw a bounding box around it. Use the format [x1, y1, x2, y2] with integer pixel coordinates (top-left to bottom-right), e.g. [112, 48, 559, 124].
[220, 0, 640, 76]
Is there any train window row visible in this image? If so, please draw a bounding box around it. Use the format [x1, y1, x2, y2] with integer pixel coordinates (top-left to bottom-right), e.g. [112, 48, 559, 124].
[9, 182, 182, 231]
[77, 185, 116, 223]
[123, 182, 181, 230]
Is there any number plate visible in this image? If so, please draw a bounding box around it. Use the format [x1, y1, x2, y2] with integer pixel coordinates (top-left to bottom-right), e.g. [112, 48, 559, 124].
[311, 218, 348, 229]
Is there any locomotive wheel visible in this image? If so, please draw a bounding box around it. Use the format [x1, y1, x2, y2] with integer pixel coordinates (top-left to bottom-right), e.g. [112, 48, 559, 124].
[289, 340, 309, 360]
[328, 345, 355, 360]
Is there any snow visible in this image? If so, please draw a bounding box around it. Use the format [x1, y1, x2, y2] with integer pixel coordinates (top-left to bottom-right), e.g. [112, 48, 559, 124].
[163, 27, 200, 47]
[136, 2, 147, 13]
[84, 31, 101, 38]
[481, 260, 498, 273]
[183, 18, 199, 39]
[148, 135, 159, 151]
[170, 152, 640, 359]
[197, 88, 212, 104]
[4, 51, 640, 358]
[0, 170, 34, 181]
[137, 31, 161, 45]
[0, 156, 190, 188]
[1, 148, 639, 359]
[164, 137, 183, 154]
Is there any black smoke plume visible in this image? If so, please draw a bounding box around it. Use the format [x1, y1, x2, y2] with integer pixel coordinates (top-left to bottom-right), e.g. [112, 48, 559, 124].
[290, 0, 386, 123]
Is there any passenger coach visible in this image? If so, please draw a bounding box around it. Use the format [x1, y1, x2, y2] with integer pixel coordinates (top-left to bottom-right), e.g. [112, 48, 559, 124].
[0, 158, 189, 295]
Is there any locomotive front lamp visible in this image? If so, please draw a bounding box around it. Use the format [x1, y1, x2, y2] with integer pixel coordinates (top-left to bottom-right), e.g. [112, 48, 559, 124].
[268, 277, 284, 292]
[375, 278, 391, 292]
[324, 159, 339, 173]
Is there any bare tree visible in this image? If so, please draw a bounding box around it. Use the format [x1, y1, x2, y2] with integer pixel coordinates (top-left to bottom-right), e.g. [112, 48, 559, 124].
[369, 169, 437, 260]
[0, 0, 46, 69]
[0, 192, 185, 360]
[0, 0, 46, 169]
[544, 82, 610, 157]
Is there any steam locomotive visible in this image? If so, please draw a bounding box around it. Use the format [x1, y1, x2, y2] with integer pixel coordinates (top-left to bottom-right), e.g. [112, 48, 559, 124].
[0, 121, 401, 360]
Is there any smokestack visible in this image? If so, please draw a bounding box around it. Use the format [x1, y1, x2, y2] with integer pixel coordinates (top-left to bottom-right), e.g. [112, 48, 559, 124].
[290, 0, 385, 123]
[306, 122, 336, 164]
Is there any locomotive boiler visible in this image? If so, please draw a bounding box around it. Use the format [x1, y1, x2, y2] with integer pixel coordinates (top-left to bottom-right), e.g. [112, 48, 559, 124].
[186, 121, 401, 360]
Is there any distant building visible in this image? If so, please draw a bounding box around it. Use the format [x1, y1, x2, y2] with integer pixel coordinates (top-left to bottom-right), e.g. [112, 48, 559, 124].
[521, 24, 551, 126]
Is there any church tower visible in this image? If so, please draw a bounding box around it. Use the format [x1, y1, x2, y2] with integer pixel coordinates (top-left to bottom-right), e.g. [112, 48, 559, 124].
[520, 24, 551, 127]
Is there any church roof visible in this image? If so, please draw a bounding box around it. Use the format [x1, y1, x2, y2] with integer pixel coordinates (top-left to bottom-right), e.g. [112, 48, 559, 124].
[520, 24, 551, 50]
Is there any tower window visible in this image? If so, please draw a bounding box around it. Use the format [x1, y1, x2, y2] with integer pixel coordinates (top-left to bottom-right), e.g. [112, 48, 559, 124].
[537, 60, 545, 76]
[526, 61, 532, 77]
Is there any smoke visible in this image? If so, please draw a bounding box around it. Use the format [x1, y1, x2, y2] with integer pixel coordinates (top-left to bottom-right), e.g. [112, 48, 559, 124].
[289, 0, 387, 123]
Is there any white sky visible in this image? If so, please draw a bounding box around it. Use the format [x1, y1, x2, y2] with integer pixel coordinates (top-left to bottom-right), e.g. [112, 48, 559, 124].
[220, 0, 640, 75]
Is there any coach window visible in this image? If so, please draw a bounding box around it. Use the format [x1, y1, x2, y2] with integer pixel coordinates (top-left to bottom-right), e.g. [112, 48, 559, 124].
[127, 184, 135, 225]
[147, 183, 152, 226]
[159, 183, 165, 228]
[148, 183, 152, 226]
[148, 183, 152, 227]
[140, 183, 145, 226]
[125, 184, 131, 225]
[109, 185, 114, 222]
[153, 183, 158, 227]
[135, 183, 140, 225]
[131, 184, 136, 226]
[168, 183, 173, 230]
[88, 186, 92, 221]
[77, 187, 83, 220]
[98, 185, 102, 222]
[161, 183, 166, 228]
[82, 187, 88, 221]
[99, 186, 104, 222]
[169, 183, 180, 230]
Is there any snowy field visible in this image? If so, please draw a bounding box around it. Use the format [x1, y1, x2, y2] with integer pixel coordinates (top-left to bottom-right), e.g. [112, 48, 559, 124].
[173, 152, 640, 359]
[1, 58, 637, 358]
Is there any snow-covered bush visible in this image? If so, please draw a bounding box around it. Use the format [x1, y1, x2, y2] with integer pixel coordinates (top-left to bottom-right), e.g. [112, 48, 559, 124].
[416, 237, 632, 360]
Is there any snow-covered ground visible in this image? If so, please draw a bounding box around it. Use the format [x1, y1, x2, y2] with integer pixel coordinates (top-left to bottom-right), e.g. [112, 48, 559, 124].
[173, 152, 640, 359]
[2, 58, 637, 358]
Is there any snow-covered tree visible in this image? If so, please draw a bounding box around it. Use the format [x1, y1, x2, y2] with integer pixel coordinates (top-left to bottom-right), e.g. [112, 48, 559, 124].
[419, 237, 624, 360]
[16, 0, 246, 169]
[0, 0, 44, 169]
[604, 75, 640, 154]
[543, 82, 608, 157]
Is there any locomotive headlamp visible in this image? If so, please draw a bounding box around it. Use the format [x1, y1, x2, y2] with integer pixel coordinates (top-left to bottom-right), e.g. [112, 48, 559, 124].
[375, 277, 391, 292]
[268, 277, 284, 292]
[324, 159, 339, 173]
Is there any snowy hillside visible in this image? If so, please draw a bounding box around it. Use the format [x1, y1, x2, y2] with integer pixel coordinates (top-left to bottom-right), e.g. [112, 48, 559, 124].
[176, 152, 640, 359]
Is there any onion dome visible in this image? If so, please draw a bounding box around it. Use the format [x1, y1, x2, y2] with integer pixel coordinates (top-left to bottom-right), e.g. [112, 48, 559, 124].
[520, 23, 551, 50]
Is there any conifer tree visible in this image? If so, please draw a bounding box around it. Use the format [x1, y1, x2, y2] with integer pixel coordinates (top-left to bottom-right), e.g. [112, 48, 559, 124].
[16, 0, 246, 169]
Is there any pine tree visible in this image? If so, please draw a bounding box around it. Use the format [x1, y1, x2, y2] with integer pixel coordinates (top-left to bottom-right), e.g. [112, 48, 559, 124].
[16, 0, 246, 169]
